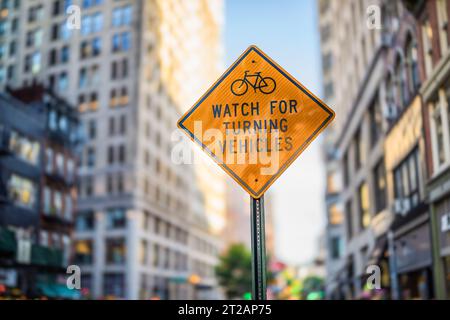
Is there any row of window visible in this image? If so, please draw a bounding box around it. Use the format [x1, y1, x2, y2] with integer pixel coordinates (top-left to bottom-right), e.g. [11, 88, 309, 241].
[76, 209, 127, 232]
[74, 237, 190, 271]
[7, 174, 36, 209]
[345, 149, 420, 241]
[77, 173, 126, 198]
[192, 236, 218, 256]
[45, 147, 75, 181]
[142, 211, 189, 244]
[23, 30, 130, 79]
[345, 159, 387, 239]
[83, 144, 126, 168]
[78, 87, 129, 113]
[342, 97, 383, 187]
[143, 241, 189, 271]
[8, 128, 40, 165]
[43, 186, 73, 220]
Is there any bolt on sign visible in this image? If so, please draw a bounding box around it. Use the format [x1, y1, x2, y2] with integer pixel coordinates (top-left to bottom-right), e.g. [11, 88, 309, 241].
[177, 46, 335, 198]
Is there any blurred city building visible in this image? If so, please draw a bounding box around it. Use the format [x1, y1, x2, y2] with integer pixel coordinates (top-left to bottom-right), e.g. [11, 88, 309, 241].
[404, 0, 450, 300]
[319, 0, 450, 300]
[0, 85, 80, 299]
[221, 183, 276, 262]
[0, 0, 225, 299]
[222, 179, 250, 250]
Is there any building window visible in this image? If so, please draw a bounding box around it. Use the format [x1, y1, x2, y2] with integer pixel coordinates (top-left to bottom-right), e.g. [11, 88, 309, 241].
[421, 17, 434, 78]
[107, 146, 114, 164]
[76, 211, 95, 231]
[430, 99, 447, 168]
[405, 34, 420, 94]
[79, 68, 87, 88]
[118, 145, 125, 163]
[369, 95, 382, 146]
[393, 148, 421, 215]
[373, 160, 387, 214]
[109, 117, 115, 135]
[106, 174, 113, 194]
[120, 87, 128, 105]
[103, 273, 125, 298]
[81, 37, 102, 59]
[112, 5, 132, 27]
[89, 92, 98, 111]
[345, 200, 353, 240]
[56, 152, 64, 176]
[43, 187, 51, 214]
[394, 53, 408, 109]
[81, 12, 103, 35]
[7, 174, 36, 209]
[82, 0, 103, 9]
[122, 59, 128, 78]
[106, 208, 126, 229]
[28, 5, 44, 23]
[342, 151, 350, 187]
[40, 230, 49, 247]
[57, 71, 68, 91]
[85, 176, 94, 197]
[75, 240, 93, 264]
[65, 194, 72, 221]
[330, 236, 343, 260]
[105, 238, 126, 264]
[119, 115, 126, 134]
[24, 51, 41, 74]
[86, 147, 95, 167]
[430, 86, 450, 173]
[49, 48, 58, 66]
[87, 119, 96, 139]
[112, 32, 131, 52]
[9, 129, 40, 165]
[54, 190, 62, 216]
[437, 0, 449, 55]
[61, 45, 70, 63]
[139, 240, 148, 265]
[109, 89, 117, 107]
[358, 182, 370, 230]
[153, 243, 160, 267]
[117, 173, 124, 193]
[354, 127, 365, 169]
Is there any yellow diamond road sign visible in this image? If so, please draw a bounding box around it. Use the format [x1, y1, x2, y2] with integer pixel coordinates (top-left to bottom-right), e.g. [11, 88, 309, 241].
[177, 45, 335, 198]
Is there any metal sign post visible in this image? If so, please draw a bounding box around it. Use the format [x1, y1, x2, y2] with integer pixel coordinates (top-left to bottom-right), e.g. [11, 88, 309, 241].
[250, 195, 267, 300]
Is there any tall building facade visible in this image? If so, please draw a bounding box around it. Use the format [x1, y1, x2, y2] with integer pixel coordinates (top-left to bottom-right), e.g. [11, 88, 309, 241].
[0, 85, 80, 299]
[319, 0, 389, 299]
[0, 0, 224, 299]
[320, 0, 450, 300]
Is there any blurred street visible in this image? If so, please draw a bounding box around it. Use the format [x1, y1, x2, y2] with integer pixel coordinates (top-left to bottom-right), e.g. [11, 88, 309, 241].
[0, 0, 450, 301]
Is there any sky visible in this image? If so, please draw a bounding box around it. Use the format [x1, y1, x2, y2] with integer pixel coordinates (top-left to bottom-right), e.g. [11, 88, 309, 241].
[225, 0, 325, 265]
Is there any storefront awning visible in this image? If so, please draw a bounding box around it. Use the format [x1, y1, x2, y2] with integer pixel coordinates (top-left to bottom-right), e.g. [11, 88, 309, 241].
[37, 282, 81, 300]
[0, 227, 16, 254]
[31, 245, 64, 268]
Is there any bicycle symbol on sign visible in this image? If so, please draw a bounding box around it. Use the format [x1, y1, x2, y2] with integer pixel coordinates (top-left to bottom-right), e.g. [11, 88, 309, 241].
[230, 70, 276, 96]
